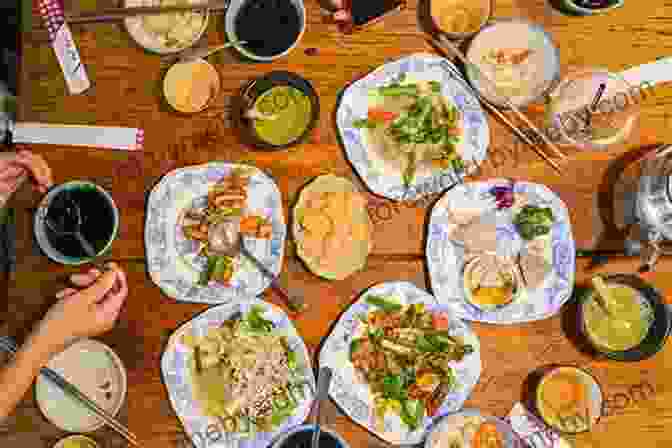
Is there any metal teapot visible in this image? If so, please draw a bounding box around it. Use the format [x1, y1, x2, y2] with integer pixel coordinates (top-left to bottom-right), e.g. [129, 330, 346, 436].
[626, 144, 672, 271]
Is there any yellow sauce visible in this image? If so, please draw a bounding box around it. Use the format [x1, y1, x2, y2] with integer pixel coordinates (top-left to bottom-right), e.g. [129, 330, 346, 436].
[471, 285, 514, 307]
[164, 60, 220, 113]
[583, 284, 653, 351]
[253, 86, 312, 146]
[537, 368, 592, 433]
[430, 0, 488, 34]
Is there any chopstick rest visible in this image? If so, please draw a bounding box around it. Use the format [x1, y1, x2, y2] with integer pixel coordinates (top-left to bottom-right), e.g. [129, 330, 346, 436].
[37, 0, 90, 95]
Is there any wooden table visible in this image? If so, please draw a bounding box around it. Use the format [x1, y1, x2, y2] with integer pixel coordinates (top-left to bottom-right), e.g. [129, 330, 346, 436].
[4, 0, 672, 447]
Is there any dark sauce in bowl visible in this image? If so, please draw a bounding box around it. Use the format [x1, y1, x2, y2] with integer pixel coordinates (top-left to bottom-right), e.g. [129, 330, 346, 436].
[45, 186, 116, 259]
[277, 429, 342, 448]
[234, 0, 302, 57]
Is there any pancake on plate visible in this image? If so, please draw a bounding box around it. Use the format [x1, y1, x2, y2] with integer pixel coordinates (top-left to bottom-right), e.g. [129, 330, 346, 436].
[293, 174, 373, 280]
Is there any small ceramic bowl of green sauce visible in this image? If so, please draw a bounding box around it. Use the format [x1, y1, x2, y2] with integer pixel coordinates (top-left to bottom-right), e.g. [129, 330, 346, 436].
[53, 434, 99, 448]
[236, 71, 320, 150]
[578, 274, 671, 362]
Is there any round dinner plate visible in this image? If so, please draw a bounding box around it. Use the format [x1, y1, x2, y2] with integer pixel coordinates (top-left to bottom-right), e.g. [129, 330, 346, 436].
[336, 53, 490, 201]
[161, 300, 316, 448]
[145, 162, 286, 304]
[35, 339, 127, 433]
[424, 408, 519, 448]
[319, 281, 482, 445]
[426, 179, 576, 324]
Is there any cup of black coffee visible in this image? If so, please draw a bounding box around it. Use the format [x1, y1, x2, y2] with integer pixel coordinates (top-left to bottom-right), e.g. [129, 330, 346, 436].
[34, 181, 119, 265]
[225, 0, 306, 62]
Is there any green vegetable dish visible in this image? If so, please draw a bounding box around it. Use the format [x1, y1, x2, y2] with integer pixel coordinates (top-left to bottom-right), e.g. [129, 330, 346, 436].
[353, 80, 465, 187]
[350, 296, 474, 431]
[182, 306, 308, 435]
[513, 205, 555, 240]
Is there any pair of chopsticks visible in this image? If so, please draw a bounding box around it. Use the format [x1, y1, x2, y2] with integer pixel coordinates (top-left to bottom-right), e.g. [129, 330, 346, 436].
[39, 0, 229, 26]
[0, 336, 140, 447]
[430, 34, 567, 174]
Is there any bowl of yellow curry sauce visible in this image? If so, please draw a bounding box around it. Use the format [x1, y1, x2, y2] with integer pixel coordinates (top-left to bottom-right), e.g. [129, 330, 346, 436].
[236, 71, 320, 150]
[578, 274, 671, 362]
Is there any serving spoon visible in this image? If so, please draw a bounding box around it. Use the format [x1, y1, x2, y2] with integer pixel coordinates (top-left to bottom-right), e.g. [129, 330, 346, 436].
[208, 218, 307, 312]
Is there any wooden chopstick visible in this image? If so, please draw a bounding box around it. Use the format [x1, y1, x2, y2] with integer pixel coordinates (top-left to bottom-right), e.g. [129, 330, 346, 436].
[36, 0, 228, 27]
[432, 34, 568, 163]
[432, 47, 564, 174]
[41, 368, 141, 447]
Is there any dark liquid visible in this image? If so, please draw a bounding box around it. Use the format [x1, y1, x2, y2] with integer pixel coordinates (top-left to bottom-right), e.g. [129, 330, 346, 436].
[234, 0, 301, 57]
[279, 430, 341, 448]
[45, 187, 116, 259]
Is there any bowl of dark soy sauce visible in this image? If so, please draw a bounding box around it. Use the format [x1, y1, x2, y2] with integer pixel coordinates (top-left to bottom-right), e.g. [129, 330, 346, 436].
[272, 425, 349, 448]
[34, 181, 119, 265]
[225, 0, 306, 62]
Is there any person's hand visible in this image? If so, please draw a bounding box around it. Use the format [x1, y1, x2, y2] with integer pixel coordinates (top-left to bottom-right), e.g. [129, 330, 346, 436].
[0, 150, 53, 202]
[34, 263, 128, 352]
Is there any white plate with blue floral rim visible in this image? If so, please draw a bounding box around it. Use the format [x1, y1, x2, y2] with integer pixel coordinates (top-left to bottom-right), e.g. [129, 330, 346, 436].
[145, 162, 286, 304]
[426, 179, 576, 324]
[161, 300, 316, 448]
[336, 53, 490, 201]
[319, 281, 481, 445]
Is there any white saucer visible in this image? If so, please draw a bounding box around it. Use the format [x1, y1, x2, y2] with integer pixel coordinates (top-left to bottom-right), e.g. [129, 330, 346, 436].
[35, 339, 127, 433]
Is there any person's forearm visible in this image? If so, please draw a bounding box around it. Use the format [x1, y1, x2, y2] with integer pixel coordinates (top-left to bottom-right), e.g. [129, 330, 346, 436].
[0, 330, 61, 422]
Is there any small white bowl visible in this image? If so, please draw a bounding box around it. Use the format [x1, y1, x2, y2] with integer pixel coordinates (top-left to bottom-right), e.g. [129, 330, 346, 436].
[124, 0, 210, 54]
[225, 0, 306, 62]
[462, 254, 521, 311]
[35, 339, 127, 433]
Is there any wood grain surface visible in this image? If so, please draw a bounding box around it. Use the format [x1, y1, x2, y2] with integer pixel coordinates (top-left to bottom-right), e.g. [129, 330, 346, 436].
[4, 0, 672, 447]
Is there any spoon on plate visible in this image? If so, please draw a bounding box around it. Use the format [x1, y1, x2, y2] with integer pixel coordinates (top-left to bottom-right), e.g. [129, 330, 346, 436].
[207, 218, 307, 312]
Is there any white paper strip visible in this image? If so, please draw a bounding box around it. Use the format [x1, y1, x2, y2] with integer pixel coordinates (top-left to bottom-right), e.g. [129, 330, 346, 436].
[38, 0, 90, 95]
[12, 123, 143, 151]
[619, 57, 672, 88]
[507, 402, 572, 448]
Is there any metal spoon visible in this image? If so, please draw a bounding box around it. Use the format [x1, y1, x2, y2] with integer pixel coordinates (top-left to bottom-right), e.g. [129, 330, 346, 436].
[178, 40, 248, 62]
[45, 193, 107, 271]
[207, 218, 307, 312]
[311, 366, 333, 448]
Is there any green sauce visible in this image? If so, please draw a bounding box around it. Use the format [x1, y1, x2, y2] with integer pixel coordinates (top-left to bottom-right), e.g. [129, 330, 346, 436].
[584, 284, 654, 351]
[253, 86, 312, 146]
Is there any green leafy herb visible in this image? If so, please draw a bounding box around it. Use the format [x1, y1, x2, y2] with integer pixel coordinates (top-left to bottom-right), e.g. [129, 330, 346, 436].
[429, 81, 442, 93]
[350, 338, 362, 358]
[366, 295, 403, 312]
[400, 399, 424, 430]
[382, 374, 407, 400]
[353, 118, 377, 129]
[287, 350, 298, 370]
[200, 256, 219, 285]
[244, 305, 274, 333]
[513, 205, 555, 240]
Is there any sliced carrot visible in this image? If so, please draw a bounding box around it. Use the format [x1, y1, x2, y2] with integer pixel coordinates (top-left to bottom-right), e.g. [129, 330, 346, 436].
[432, 312, 451, 331]
[240, 216, 261, 234]
[473, 422, 503, 448]
[368, 108, 398, 122]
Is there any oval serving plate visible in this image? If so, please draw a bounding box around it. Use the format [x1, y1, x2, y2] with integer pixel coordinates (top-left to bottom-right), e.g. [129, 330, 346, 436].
[292, 174, 373, 281]
[427, 179, 575, 324]
[161, 300, 316, 448]
[319, 281, 481, 445]
[336, 53, 490, 201]
[145, 162, 286, 304]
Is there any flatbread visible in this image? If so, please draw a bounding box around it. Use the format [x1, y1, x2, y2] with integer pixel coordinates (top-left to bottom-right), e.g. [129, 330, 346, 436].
[451, 211, 498, 253]
[519, 249, 551, 290]
[293, 175, 373, 280]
